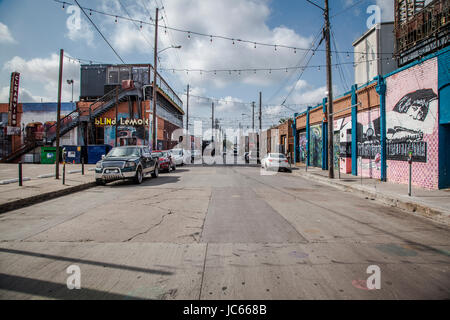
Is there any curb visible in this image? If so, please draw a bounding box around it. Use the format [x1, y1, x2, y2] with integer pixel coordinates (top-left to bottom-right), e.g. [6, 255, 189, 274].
[0, 181, 97, 214]
[0, 177, 31, 185]
[293, 170, 450, 224]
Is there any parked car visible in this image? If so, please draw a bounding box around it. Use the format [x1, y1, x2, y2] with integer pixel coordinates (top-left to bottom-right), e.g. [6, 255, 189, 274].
[248, 150, 259, 163]
[95, 146, 158, 185]
[261, 153, 291, 172]
[169, 148, 185, 166]
[191, 149, 202, 162]
[152, 150, 176, 172]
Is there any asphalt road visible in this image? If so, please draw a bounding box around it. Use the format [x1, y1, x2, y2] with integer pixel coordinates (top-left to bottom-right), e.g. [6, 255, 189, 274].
[0, 166, 449, 299]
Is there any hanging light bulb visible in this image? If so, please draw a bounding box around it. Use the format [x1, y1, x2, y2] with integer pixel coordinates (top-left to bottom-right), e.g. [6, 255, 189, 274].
[318, 66, 320, 71]
[62, 3, 65, 9]
[89, 9, 92, 16]
[188, 32, 191, 39]
[214, 70, 216, 75]
[115, 16, 118, 23]
[210, 35, 213, 42]
[140, 21, 143, 29]
[285, 68, 288, 73]
[254, 69, 256, 74]
[269, 69, 271, 74]
[274, 45, 277, 51]
[254, 42, 256, 49]
[347, 52, 350, 58]
[165, 27, 167, 34]
[294, 48, 297, 54]
[232, 39, 235, 45]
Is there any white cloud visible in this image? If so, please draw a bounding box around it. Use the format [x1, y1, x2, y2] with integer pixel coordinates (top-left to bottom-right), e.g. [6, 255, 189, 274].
[0, 22, 16, 44]
[286, 79, 328, 106]
[2, 54, 80, 102]
[0, 86, 48, 103]
[65, 5, 95, 46]
[97, 0, 313, 88]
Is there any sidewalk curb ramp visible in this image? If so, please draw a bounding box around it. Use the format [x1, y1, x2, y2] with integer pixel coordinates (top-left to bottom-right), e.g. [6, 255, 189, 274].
[0, 181, 97, 214]
[293, 170, 450, 225]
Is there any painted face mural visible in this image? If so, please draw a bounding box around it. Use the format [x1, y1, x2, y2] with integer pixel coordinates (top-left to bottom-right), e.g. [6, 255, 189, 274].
[386, 88, 438, 162]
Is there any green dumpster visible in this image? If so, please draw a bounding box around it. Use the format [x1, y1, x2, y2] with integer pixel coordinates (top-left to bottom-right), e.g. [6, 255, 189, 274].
[41, 147, 61, 164]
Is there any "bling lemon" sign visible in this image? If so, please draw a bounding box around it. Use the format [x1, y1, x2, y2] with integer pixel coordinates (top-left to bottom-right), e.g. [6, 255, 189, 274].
[95, 117, 150, 126]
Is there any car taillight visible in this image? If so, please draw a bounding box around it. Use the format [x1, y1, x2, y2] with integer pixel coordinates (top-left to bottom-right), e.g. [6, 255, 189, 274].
[284, 160, 288, 163]
[268, 159, 273, 162]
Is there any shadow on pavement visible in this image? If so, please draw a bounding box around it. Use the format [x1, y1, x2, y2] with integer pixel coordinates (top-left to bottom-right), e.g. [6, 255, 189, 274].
[0, 273, 145, 300]
[0, 248, 174, 276]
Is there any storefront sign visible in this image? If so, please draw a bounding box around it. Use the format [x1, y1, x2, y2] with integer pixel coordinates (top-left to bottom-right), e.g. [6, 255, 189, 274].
[95, 117, 150, 126]
[6, 126, 21, 135]
[8, 72, 20, 126]
[387, 141, 427, 162]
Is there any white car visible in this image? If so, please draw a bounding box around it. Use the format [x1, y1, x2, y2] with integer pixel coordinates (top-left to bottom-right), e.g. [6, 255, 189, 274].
[261, 153, 291, 172]
[169, 148, 185, 166]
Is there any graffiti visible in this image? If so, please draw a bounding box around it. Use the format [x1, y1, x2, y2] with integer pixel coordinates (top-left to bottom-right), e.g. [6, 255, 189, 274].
[298, 132, 307, 163]
[104, 113, 149, 147]
[339, 142, 352, 157]
[386, 88, 437, 162]
[309, 125, 322, 168]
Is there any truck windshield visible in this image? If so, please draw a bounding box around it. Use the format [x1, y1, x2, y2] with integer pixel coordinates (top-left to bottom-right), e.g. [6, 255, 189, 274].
[107, 147, 140, 158]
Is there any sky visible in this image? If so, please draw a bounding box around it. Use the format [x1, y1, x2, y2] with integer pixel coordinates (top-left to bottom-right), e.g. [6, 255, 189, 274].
[0, 0, 398, 129]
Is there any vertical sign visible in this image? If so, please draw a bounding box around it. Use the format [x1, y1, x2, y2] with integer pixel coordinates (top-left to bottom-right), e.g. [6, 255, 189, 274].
[8, 72, 20, 126]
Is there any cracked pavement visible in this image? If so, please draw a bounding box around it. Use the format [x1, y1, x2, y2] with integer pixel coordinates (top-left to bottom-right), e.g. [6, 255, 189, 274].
[0, 166, 449, 299]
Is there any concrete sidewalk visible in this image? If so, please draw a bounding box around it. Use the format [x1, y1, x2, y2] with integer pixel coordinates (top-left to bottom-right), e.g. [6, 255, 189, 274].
[293, 164, 450, 225]
[0, 164, 96, 214]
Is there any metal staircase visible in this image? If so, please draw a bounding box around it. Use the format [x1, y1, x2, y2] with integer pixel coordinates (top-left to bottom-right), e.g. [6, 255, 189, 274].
[0, 87, 138, 163]
[0, 140, 40, 163]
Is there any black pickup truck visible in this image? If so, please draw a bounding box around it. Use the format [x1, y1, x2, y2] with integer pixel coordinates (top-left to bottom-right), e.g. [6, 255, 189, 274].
[95, 146, 159, 185]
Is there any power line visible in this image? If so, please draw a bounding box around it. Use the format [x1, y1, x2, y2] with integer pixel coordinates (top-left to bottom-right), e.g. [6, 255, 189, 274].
[72, 0, 125, 64]
[53, 0, 394, 56]
[280, 33, 324, 106]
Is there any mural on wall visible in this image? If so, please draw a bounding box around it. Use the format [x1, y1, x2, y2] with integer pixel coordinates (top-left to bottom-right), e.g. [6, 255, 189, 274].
[385, 57, 439, 189]
[104, 112, 149, 147]
[386, 88, 437, 162]
[298, 131, 307, 163]
[309, 125, 322, 168]
[335, 117, 351, 158]
[356, 108, 381, 178]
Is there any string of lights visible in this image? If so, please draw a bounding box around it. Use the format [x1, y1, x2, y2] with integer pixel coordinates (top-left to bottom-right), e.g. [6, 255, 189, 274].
[62, 53, 392, 73]
[53, 0, 395, 56]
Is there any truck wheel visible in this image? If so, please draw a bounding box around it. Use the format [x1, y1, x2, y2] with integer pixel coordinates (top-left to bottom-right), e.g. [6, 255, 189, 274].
[151, 166, 159, 178]
[134, 167, 143, 184]
[96, 179, 105, 186]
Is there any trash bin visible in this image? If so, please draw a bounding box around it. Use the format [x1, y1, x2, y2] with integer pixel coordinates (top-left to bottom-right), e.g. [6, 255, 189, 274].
[86, 145, 112, 164]
[62, 145, 84, 164]
[41, 146, 61, 164]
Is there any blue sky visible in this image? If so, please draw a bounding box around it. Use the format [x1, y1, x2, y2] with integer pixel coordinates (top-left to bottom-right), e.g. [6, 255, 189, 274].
[0, 0, 395, 128]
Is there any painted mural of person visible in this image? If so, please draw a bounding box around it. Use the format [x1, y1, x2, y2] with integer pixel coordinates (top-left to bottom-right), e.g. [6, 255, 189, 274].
[386, 88, 438, 143]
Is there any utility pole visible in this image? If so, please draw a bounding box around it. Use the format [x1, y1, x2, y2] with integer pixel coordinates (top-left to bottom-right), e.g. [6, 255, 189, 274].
[259, 92, 262, 133]
[152, 7, 159, 151]
[55, 49, 63, 180]
[115, 86, 119, 147]
[186, 84, 189, 132]
[324, 0, 334, 179]
[252, 101, 255, 131]
[211, 102, 214, 142]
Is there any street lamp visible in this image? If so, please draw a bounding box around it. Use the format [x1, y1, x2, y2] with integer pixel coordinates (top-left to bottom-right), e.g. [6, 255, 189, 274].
[151, 9, 182, 151]
[66, 79, 74, 102]
[158, 45, 182, 55]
